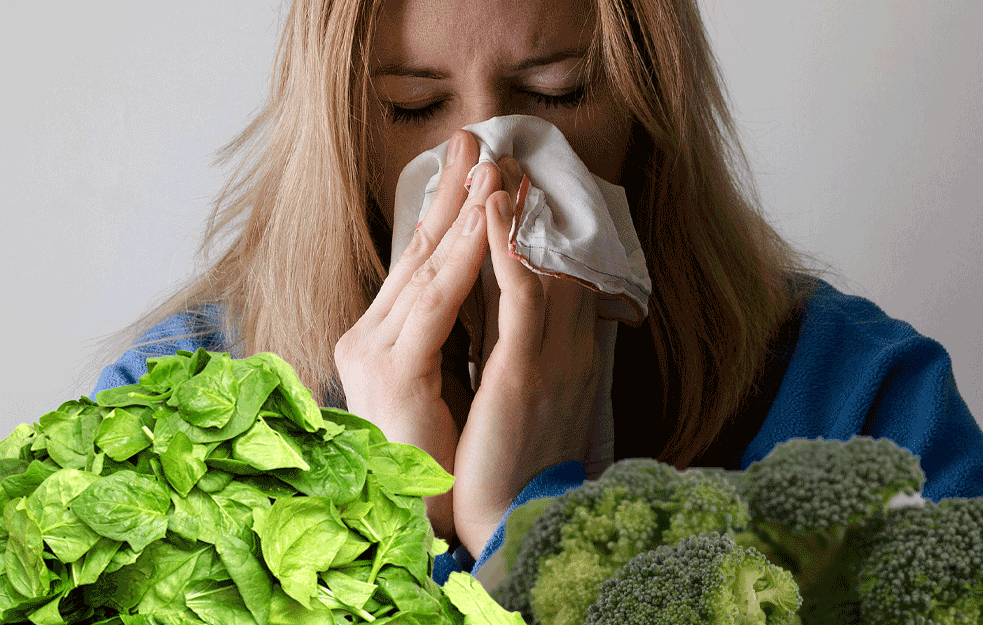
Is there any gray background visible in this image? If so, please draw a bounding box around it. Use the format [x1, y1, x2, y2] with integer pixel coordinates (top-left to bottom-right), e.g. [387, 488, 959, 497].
[2, 1, 980, 436]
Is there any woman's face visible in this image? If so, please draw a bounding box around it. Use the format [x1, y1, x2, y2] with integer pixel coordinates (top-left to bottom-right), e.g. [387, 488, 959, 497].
[367, 0, 634, 227]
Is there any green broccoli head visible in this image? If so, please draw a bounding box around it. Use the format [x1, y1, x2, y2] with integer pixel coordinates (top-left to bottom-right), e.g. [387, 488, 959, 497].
[664, 469, 751, 545]
[740, 436, 925, 593]
[492, 458, 751, 625]
[491, 459, 679, 623]
[528, 488, 663, 625]
[856, 497, 983, 625]
[493, 458, 679, 624]
[584, 531, 802, 625]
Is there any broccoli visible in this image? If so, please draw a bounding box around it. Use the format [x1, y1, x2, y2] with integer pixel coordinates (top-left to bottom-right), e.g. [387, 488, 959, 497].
[492, 458, 750, 625]
[855, 497, 983, 625]
[583, 531, 802, 625]
[738, 436, 925, 601]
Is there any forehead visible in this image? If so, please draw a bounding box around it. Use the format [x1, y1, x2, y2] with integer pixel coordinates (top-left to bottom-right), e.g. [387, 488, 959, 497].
[372, 0, 594, 64]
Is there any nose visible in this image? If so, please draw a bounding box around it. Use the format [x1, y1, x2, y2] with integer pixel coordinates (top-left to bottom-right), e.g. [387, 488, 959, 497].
[455, 90, 527, 128]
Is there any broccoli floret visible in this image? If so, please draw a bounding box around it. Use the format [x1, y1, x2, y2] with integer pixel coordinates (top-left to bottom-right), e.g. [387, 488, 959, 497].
[493, 458, 679, 623]
[492, 458, 750, 625]
[855, 497, 983, 625]
[527, 488, 662, 625]
[527, 548, 617, 625]
[665, 469, 752, 545]
[584, 531, 802, 625]
[739, 436, 925, 598]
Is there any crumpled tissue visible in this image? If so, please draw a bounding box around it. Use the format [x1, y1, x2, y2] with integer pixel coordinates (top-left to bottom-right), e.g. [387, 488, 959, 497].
[390, 114, 652, 478]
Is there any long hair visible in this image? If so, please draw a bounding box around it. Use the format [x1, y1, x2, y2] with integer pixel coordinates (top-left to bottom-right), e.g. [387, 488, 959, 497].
[97, 0, 817, 466]
[587, 0, 817, 465]
[98, 0, 390, 404]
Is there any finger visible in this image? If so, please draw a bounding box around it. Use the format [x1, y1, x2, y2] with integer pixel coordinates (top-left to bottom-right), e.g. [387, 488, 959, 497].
[474, 156, 524, 367]
[478, 253, 501, 368]
[496, 155, 523, 210]
[368, 129, 480, 318]
[381, 161, 502, 338]
[485, 188, 544, 360]
[395, 206, 490, 362]
[427, 161, 502, 279]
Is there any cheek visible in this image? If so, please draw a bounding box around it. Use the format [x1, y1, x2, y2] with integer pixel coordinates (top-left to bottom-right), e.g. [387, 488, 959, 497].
[559, 99, 634, 186]
[367, 105, 420, 227]
[368, 102, 444, 182]
[566, 124, 632, 187]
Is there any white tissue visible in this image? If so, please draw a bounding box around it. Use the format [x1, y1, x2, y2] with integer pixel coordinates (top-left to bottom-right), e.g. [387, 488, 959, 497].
[390, 115, 652, 479]
[391, 114, 651, 325]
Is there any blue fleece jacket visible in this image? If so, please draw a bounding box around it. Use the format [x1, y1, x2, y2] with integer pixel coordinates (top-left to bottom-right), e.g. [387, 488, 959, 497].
[92, 278, 983, 583]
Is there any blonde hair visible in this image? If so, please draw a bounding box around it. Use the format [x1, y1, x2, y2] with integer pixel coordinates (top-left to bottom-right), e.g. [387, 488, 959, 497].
[99, 0, 818, 466]
[585, 0, 819, 465]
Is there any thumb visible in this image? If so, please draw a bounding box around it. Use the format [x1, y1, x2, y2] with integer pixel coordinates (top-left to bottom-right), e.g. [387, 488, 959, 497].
[484, 183, 544, 359]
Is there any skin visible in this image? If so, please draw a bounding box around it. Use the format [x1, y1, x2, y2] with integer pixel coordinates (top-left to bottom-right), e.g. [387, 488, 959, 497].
[337, 0, 635, 556]
[366, 0, 633, 225]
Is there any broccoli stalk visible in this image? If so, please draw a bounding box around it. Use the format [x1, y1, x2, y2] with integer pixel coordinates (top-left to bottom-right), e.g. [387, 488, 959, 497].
[749, 520, 850, 592]
[717, 555, 803, 624]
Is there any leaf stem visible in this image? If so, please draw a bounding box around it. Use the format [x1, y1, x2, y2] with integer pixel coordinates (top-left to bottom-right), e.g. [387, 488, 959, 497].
[368, 537, 391, 584]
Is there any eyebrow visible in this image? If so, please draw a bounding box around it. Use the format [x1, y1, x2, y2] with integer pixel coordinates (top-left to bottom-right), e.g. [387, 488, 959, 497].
[371, 46, 588, 79]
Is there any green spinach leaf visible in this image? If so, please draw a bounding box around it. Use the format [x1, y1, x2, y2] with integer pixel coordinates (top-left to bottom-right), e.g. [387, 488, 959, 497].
[442, 572, 526, 625]
[169, 353, 239, 429]
[140, 355, 193, 395]
[25, 468, 101, 564]
[233, 419, 309, 472]
[254, 497, 347, 608]
[245, 353, 323, 433]
[367, 442, 454, 498]
[215, 535, 271, 625]
[184, 578, 259, 625]
[95, 409, 152, 462]
[72, 471, 170, 552]
[160, 431, 207, 498]
[273, 430, 368, 505]
[2, 498, 51, 600]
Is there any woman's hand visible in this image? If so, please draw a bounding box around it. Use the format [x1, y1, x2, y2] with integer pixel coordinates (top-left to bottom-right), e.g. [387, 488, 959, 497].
[336, 132, 600, 552]
[453, 157, 603, 556]
[334, 130, 495, 539]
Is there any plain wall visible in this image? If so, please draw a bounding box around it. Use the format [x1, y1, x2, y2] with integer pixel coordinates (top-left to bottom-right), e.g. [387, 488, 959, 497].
[1, 1, 980, 436]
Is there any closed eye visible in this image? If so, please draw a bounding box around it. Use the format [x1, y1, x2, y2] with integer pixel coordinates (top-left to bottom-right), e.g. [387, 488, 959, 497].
[382, 87, 588, 125]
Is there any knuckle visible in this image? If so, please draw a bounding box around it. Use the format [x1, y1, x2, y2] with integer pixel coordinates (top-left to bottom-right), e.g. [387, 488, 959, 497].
[411, 259, 439, 286]
[334, 331, 357, 367]
[416, 284, 448, 315]
[400, 226, 436, 263]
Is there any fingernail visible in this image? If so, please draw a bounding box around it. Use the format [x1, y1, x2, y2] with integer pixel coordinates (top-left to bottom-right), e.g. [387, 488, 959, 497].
[497, 192, 512, 222]
[502, 156, 520, 178]
[464, 166, 478, 192]
[463, 206, 481, 235]
[468, 166, 487, 194]
[447, 132, 462, 168]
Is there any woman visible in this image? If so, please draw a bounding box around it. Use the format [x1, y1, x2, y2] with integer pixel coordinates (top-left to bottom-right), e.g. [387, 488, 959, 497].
[93, 0, 983, 579]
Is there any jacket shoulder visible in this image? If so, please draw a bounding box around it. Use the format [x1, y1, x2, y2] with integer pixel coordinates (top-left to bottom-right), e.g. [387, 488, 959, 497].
[745, 278, 983, 499]
[91, 306, 226, 396]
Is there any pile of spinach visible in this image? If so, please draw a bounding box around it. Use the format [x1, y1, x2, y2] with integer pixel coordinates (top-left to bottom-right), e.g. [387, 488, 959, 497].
[0, 349, 521, 625]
